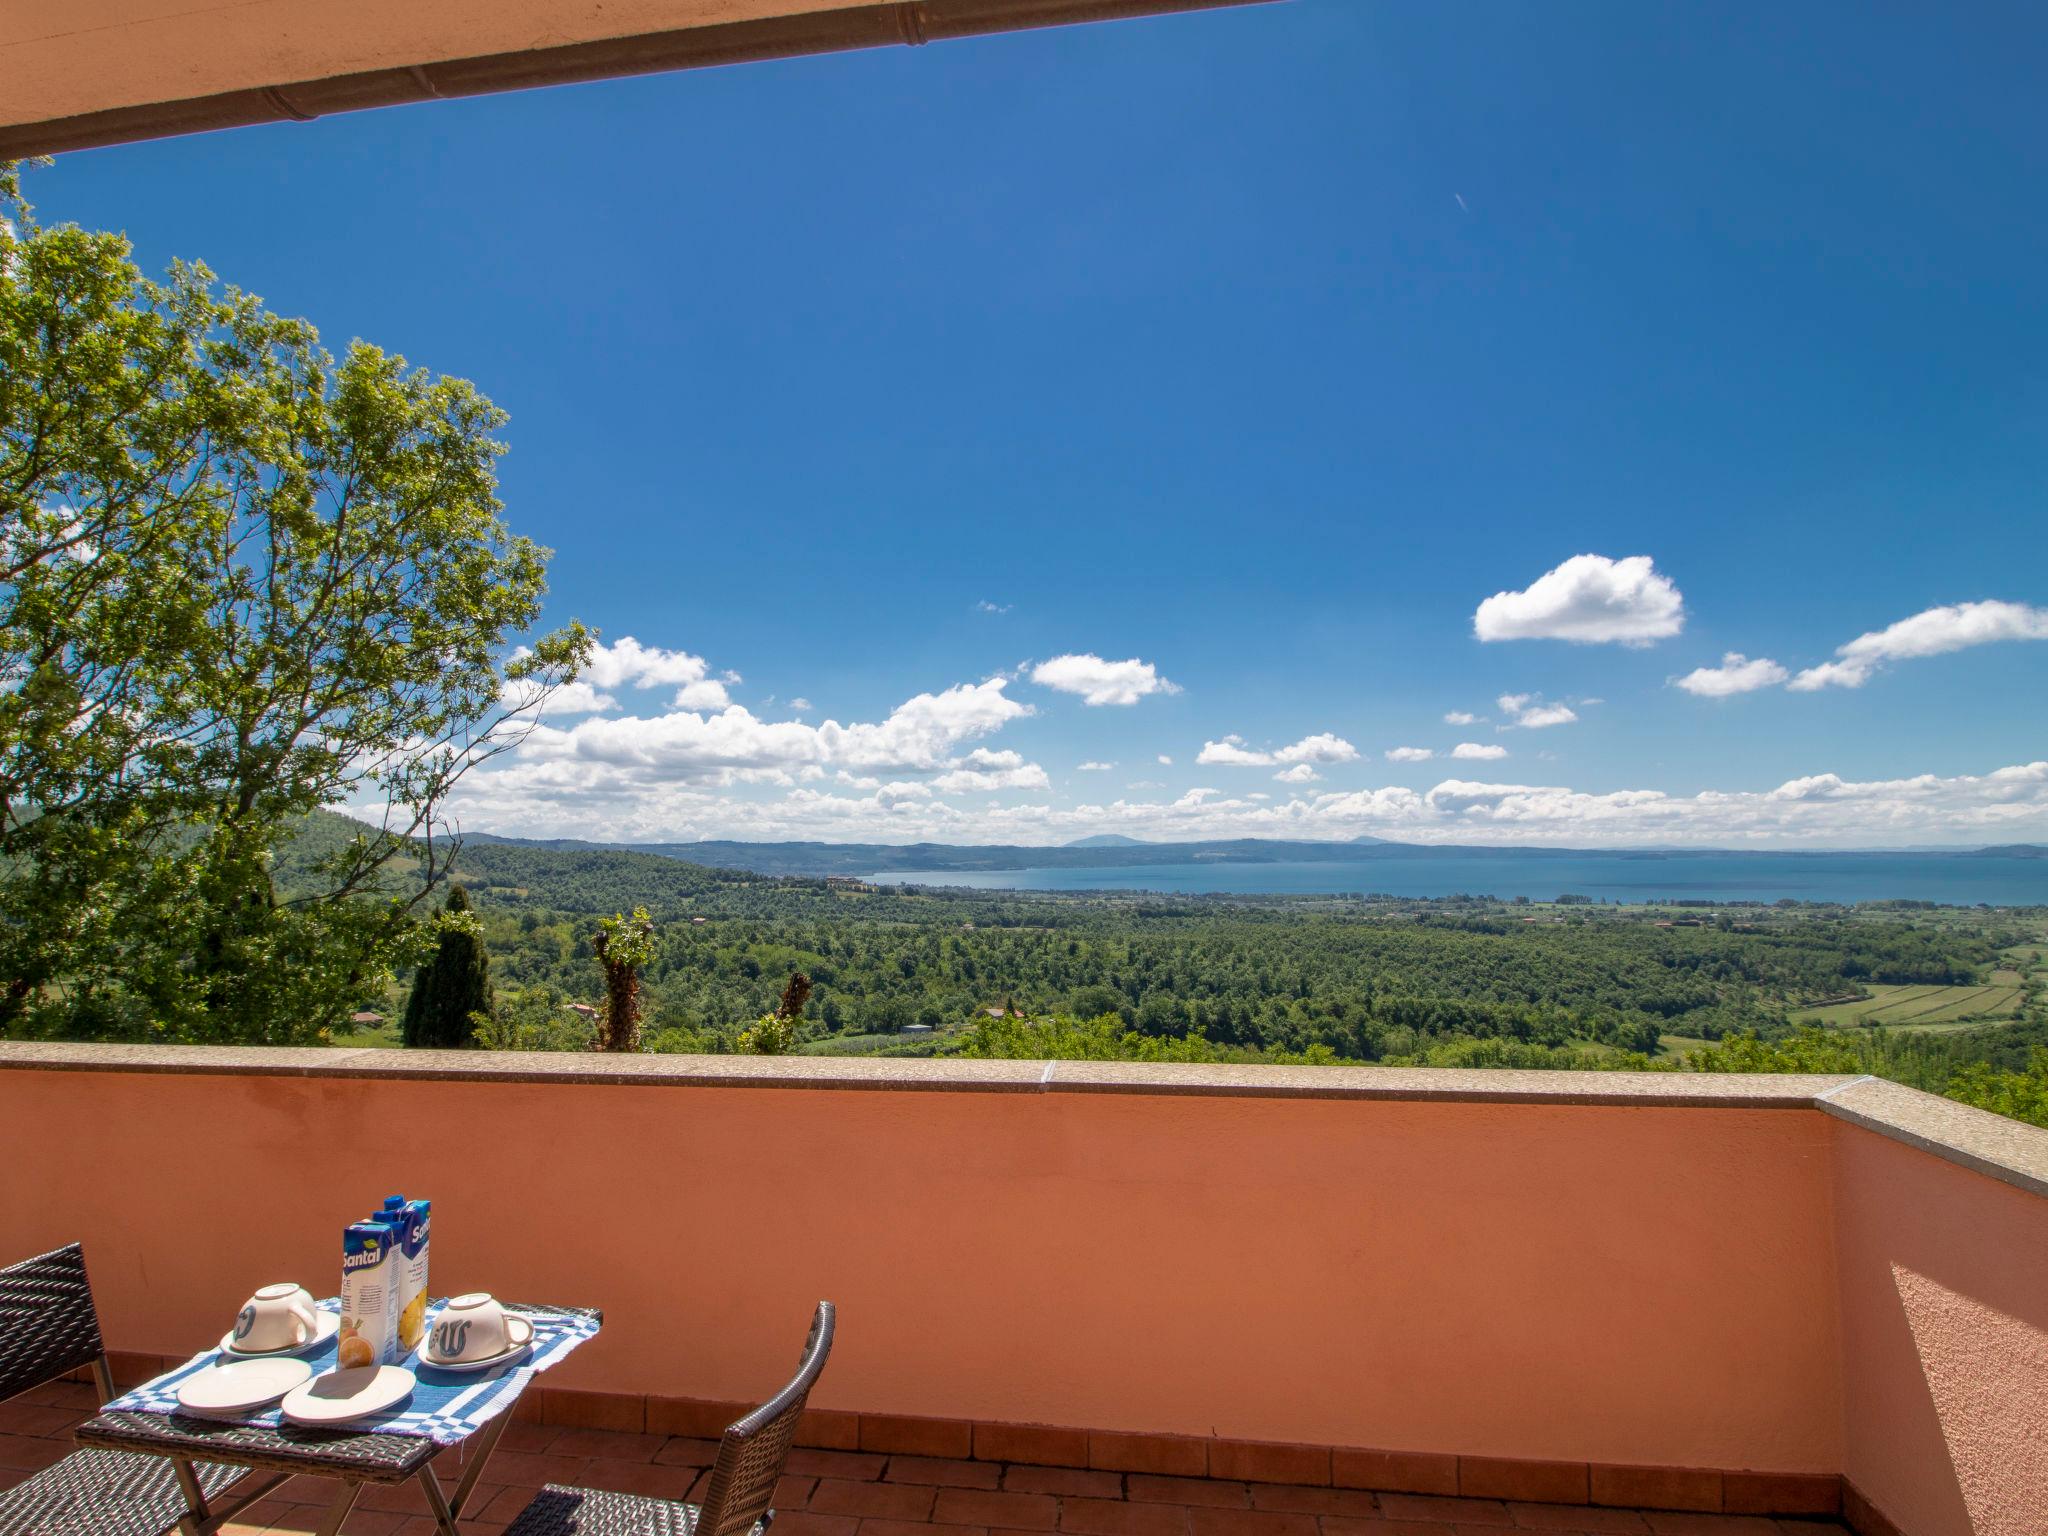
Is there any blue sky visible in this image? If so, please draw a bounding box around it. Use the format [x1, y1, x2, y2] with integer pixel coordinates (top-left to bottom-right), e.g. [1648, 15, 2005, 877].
[31, 1, 2048, 846]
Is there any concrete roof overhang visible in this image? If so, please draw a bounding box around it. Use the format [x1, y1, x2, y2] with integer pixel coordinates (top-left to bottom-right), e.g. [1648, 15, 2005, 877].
[0, 0, 1271, 158]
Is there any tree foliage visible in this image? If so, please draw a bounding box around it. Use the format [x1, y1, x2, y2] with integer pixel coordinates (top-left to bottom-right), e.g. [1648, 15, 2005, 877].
[0, 165, 587, 1042]
[401, 886, 493, 1048]
[592, 908, 656, 1052]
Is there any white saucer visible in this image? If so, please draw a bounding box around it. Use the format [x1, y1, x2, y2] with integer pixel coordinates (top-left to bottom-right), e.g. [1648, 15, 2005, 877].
[176, 1356, 313, 1418]
[420, 1310, 534, 1375]
[219, 1310, 340, 1359]
[419, 1335, 532, 1375]
[281, 1365, 415, 1426]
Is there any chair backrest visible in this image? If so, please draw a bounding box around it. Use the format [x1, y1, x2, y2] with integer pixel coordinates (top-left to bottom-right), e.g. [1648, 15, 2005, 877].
[0, 1242, 113, 1404]
[695, 1302, 836, 1536]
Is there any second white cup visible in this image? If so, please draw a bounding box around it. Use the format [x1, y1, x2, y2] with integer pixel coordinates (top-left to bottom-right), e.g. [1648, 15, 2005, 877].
[426, 1292, 533, 1363]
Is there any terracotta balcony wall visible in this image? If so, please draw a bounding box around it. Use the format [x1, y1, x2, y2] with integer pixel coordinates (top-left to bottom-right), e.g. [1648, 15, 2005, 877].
[2, 1043, 2045, 1536]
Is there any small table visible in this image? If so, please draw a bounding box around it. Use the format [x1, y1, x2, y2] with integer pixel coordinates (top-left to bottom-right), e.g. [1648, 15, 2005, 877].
[73, 1301, 600, 1536]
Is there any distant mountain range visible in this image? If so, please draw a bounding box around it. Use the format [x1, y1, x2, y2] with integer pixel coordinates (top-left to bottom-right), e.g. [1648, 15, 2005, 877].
[454, 831, 2048, 879]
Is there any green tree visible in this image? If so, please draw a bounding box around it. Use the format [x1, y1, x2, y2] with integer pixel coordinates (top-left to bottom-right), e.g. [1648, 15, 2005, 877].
[592, 907, 656, 1052]
[401, 887, 493, 1049]
[0, 164, 588, 1043]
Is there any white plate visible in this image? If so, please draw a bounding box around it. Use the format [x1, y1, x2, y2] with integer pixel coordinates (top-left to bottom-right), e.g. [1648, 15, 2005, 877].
[176, 1356, 313, 1418]
[219, 1310, 340, 1359]
[280, 1365, 415, 1427]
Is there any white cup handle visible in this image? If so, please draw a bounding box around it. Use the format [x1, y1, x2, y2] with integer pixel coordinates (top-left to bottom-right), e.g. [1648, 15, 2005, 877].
[289, 1298, 319, 1344]
[506, 1314, 534, 1349]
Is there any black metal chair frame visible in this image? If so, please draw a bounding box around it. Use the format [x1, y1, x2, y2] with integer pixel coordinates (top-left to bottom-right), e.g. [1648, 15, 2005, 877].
[503, 1300, 835, 1536]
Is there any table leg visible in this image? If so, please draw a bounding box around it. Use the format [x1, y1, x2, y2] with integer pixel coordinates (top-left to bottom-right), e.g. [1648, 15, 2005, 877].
[192, 1470, 289, 1533]
[170, 1457, 212, 1536]
[445, 1410, 511, 1520]
[310, 1480, 363, 1536]
[417, 1463, 464, 1536]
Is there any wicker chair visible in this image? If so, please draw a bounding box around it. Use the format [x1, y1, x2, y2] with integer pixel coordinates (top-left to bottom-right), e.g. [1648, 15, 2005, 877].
[0, 1242, 244, 1536]
[504, 1301, 835, 1536]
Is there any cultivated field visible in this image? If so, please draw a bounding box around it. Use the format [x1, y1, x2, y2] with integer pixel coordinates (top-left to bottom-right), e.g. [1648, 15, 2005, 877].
[1793, 982, 2028, 1030]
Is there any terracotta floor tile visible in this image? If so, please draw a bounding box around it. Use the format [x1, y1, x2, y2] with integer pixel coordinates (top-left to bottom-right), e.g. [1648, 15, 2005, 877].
[771, 1514, 862, 1536]
[0, 1402, 79, 1437]
[1318, 1521, 1457, 1536]
[0, 1434, 69, 1472]
[812, 1477, 941, 1519]
[934, 1487, 1062, 1529]
[786, 1449, 890, 1481]
[653, 1436, 727, 1468]
[472, 1449, 589, 1487]
[1375, 1496, 1513, 1527]
[1188, 1506, 1322, 1536]
[1506, 1503, 1650, 1533]
[886, 1455, 1004, 1489]
[1061, 1495, 1196, 1536]
[574, 1457, 705, 1499]
[496, 1423, 562, 1454]
[1248, 1486, 1383, 1517]
[549, 1428, 669, 1463]
[1128, 1474, 1252, 1508]
[1006, 1465, 1125, 1498]
[1641, 1519, 1784, 1536]
[858, 1520, 989, 1536]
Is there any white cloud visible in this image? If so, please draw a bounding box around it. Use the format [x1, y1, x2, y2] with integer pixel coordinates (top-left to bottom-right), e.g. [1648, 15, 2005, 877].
[1157, 755, 1173, 766]
[1675, 653, 1790, 697]
[1443, 711, 1482, 726]
[1497, 693, 1579, 729]
[509, 677, 1030, 785]
[443, 743, 2048, 850]
[975, 600, 1012, 614]
[673, 679, 732, 709]
[1077, 761, 1115, 772]
[932, 754, 1052, 794]
[1385, 747, 1434, 763]
[1273, 763, 1320, 783]
[508, 636, 737, 712]
[584, 637, 729, 694]
[1197, 732, 1359, 767]
[1278, 732, 1359, 765]
[500, 678, 619, 718]
[789, 698, 813, 712]
[1474, 555, 1685, 645]
[1452, 742, 1509, 760]
[1789, 601, 2048, 691]
[1030, 654, 1180, 706]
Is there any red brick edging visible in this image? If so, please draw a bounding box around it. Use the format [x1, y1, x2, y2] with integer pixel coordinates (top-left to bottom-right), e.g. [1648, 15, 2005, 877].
[515, 1384, 1848, 1522]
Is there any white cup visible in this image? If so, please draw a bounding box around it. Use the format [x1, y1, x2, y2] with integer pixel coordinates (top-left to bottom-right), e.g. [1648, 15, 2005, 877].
[426, 1292, 533, 1364]
[233, 1283, 319, 1353]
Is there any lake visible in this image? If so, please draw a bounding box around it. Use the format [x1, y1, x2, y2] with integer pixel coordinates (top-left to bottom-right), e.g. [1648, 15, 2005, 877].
[867, 852, 2048, 906]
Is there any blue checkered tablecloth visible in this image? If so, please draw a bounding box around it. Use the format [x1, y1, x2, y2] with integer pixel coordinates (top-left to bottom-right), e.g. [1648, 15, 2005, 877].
[105, 1298, 600, 1446]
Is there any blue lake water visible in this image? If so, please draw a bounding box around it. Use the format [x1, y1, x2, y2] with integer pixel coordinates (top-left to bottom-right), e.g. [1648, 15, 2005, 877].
[867, 853, 2048, 906]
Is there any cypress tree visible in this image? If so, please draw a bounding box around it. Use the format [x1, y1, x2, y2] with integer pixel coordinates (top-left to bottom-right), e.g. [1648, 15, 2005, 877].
[401, 885, 493, 1048]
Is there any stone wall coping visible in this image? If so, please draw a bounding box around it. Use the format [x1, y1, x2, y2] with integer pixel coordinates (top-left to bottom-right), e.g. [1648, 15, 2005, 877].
[5, 1040, 2046, 1199]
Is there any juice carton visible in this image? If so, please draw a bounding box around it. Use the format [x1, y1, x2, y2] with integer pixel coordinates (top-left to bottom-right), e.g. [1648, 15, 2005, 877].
[379, 1195, 432, 1354]
[339, 1218, 403, 1368]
